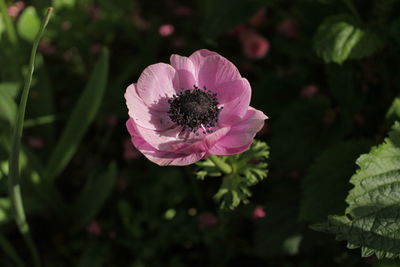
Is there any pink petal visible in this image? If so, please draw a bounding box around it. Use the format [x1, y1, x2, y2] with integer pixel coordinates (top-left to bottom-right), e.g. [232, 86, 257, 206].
[125, 84, 175, 130]
[177, 126, 231, 153]
[209, 108, 267, 155]
[127, 119, 205, 166]
[189, 49, 219, 68]
[196, 55, 242, 91]
[170, 54, 197, 90]
[218, 78, 251, 125]
[136, 63, 179, 111]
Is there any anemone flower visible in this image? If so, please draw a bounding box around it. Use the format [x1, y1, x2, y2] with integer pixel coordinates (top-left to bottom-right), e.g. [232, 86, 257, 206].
[125, 49, 267, 166]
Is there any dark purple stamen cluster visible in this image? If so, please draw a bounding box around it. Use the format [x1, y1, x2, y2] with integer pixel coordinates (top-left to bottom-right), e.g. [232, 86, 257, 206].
[168, 85, 222, 135]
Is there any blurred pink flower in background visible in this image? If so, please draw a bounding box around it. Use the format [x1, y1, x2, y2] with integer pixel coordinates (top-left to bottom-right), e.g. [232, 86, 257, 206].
[276, 19, 299, 39]
[61, 21, 71, 30]
[125, 49, 268, 166]
[86, 221, 101, 236]
[7, 1, 24, 18]
[197, 212, 218, 229]
[248, 8, 266, 27]
[174, 6, 192, 16]
[38, 40, 56, 55]
[240, 31, 270, 59]
[159, 24, 175, 37]
[252, 205, 266, 219]
[85, 5, 102, 21]
[123, 139, 141, 160]
[28, 137, 44, 149]
[90, 43, 102, 54]
[301, 85, 318, 97]
[106, 115, 118, 127]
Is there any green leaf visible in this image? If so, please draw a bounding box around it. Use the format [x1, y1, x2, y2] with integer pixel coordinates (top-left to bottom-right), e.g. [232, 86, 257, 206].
[386, 98, 400, 126]
[198, 140, 269, 210]
[17, 7, 40, 42]
[348, 31, 384, 60]
[0, 14, 5, 41]
[44, 48, 109, 181]
[71, 162, 117, 231]
[0, 82, 20, 99]
[314, 15, 365, 64]
[314, 122, 400, 259]
[0, 89, 17, 126]
[299, 140, 373, 223]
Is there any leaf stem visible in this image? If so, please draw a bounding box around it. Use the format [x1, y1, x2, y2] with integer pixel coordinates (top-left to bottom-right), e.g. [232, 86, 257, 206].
[343, 0, 363, 24]
[208, 155, 232, 175]
[8, 7, 53, 267]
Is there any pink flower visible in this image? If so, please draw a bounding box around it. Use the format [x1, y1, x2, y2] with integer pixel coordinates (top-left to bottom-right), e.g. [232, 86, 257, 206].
[7, 1, 24, 18]
[240, 31, 270, 59]
[125, 49, 268, 166]
[197, 212, 218, 229]
[276, 19, 299, 39]
[159, 24, 175, 37]
[252, 205, 266, 219]
[300, 85, 318, 97]
[86, 221, 101, 236]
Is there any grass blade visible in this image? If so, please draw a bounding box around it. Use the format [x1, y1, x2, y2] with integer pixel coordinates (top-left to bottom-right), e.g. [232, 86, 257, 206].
[44, 48, 109, 181]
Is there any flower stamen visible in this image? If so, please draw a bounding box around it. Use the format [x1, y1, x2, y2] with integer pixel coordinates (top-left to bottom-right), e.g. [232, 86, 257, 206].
[168, 85, 222, 134]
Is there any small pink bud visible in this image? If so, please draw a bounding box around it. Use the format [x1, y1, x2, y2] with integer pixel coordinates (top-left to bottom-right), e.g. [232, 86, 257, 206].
[301, 85, 318, 97]
[159, 24, 174, 37]
[86, 221, 101, 236]
[197, 212, 218, 229]
[252, 205, 266, 219]
[241, 31, 270, 59]
[276, 19, 299, 39]
[7, 1, 24, 18]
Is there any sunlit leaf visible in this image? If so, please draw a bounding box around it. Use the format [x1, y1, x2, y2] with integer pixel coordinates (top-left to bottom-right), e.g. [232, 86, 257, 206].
[314, 122, 400, 259]
[17, 6, 40, 42]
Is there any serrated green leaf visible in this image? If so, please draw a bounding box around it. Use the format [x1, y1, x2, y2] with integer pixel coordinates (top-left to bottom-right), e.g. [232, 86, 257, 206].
[315, 122, 400, 259]
[299, 140, 373, 223]
[44, 48, 109, 181]
[386, 98, 400, 126]
[17, 7, 40, 42]
[71, 162, 117, 231]
[314, 15, 364, 64]
[202, 140, 269, 210]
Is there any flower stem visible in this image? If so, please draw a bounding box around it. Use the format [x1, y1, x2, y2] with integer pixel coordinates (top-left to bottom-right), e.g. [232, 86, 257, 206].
[8, 7, 53, 267]
[208, 155, 232, 175]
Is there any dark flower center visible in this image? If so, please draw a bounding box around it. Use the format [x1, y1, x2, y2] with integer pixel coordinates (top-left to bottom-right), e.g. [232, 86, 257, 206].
[168, 86, 222, 134]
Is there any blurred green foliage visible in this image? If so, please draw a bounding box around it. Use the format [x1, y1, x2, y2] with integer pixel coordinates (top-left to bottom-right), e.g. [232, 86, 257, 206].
[1, 0, 400, 266]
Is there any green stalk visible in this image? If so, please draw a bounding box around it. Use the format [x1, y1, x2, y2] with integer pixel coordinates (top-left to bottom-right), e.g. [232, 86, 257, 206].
[0, 0, 18, 45]
[208, 155, 232, 175]
[8, 7, 53, 267]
